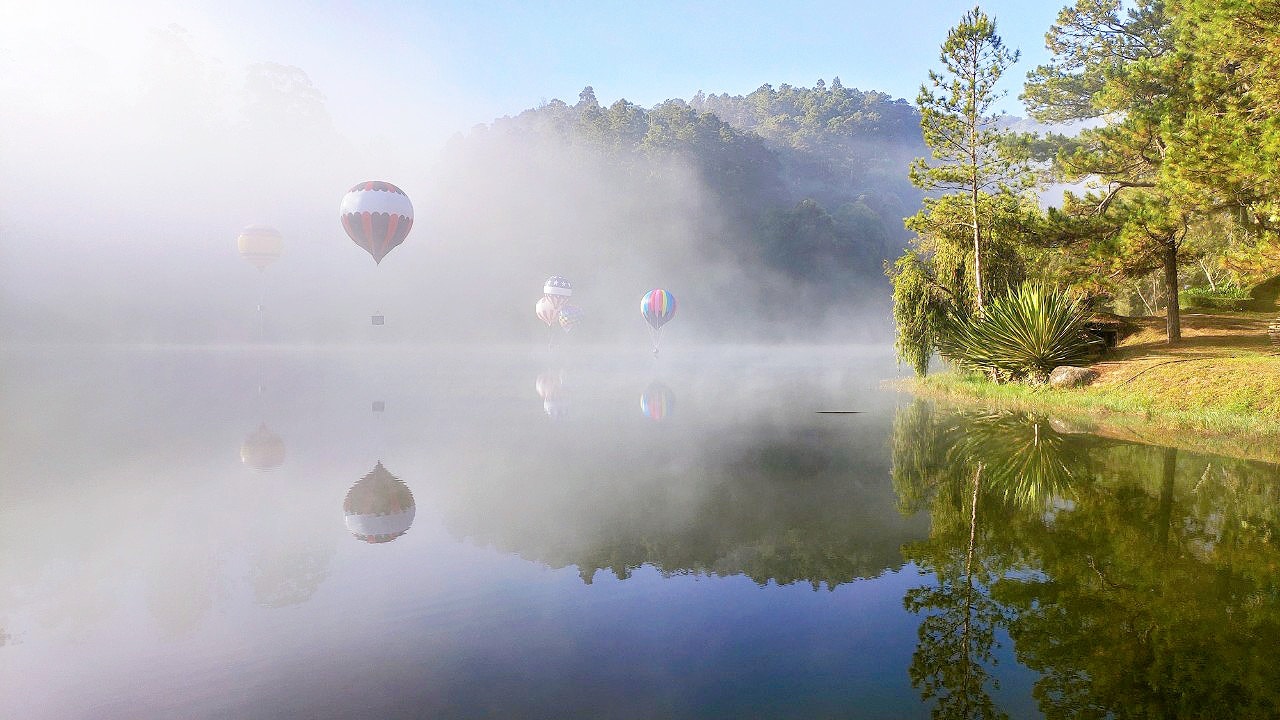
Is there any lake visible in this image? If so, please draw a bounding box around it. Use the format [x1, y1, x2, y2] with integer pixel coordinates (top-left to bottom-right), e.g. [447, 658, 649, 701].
[2, 344, 1278, 718]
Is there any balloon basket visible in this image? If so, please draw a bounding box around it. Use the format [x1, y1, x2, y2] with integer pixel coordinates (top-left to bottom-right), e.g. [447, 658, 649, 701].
[371, 314, 385, 326]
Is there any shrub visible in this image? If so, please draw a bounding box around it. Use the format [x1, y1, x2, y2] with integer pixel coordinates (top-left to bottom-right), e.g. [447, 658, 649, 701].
[1180, 285, 1252, 311]
[938, 283, 1102, 383]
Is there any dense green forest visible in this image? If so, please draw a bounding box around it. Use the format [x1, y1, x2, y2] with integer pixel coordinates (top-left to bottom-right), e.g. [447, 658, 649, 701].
[432, 82, 927, 338]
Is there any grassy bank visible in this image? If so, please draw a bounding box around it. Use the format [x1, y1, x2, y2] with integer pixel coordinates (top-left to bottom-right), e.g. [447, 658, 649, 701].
[900, 311, 1280, 464]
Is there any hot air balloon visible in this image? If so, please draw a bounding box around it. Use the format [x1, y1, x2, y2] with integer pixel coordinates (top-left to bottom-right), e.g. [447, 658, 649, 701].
[543, 276, 572, 312]
[237, 225, 283, 271]
[641, 289, 676, 355]
[640, 382, 675, 422]
[340, 181, 413, 264]
[558, 305, 583, 333]
[343, 462, 415, 544]
[240, 423, 286, 471]
[535, 297, 559, 327]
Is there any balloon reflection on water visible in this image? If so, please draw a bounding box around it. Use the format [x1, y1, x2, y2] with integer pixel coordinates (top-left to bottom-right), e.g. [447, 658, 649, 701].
[240, 423, 286, 472]
[343, 462, 415, 544]
[639, 382, 675, 422]
[535, 369, 568, 419]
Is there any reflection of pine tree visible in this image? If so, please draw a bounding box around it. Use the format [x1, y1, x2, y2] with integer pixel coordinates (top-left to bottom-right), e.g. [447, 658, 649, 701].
[895, 400, 1280, 716]
[904, 464, 1010, 720]
[991, 445, 1280, 717]
[893, 401, 1087, 719]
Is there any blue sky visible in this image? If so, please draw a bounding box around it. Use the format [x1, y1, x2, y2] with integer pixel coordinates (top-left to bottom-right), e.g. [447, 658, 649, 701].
[3, 0, 1067, 152]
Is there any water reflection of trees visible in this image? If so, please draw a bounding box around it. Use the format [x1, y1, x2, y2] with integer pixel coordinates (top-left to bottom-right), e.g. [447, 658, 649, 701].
[442, 423, 928, 589]
[893, 399, 1280, 718]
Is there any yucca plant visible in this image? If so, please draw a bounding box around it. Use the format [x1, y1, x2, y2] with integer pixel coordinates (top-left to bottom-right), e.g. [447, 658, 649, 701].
[938, 283, 1102, 383]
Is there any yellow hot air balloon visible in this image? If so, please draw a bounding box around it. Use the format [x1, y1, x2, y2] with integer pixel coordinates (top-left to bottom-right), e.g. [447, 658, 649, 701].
[237, 225, 283, 271]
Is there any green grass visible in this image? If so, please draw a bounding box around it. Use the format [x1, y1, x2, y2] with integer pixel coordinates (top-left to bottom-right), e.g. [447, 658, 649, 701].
[902, 346, 1280, 465]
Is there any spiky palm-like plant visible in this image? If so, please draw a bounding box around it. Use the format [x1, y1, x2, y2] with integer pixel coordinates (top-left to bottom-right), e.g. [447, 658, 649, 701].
[938, 283, 1101, 383]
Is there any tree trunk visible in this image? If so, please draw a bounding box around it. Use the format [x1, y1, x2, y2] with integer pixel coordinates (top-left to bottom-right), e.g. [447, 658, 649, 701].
[972, 196, 983, 313]
[1163, 240, 1181, 344]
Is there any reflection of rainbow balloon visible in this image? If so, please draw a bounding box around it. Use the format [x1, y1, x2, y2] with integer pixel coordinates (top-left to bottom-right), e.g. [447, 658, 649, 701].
[543, 276, 572, 312]
[641, 289, 676, 354]
[640, 382, 675, 421]
[535, 297, 559, 327]
[558, 305, 583, 333]
[343, 462, 415, 543]
[340, 181, 413, 264]
[240, 423, 286, 471]
[237, 226, 283, 271]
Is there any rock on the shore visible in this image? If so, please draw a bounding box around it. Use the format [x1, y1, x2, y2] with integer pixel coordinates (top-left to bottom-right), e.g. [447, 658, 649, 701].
[1049, 366, 1098, 389]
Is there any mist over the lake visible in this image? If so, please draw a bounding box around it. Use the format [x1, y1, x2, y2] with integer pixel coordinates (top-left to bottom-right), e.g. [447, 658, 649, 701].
[0, 25, 923, 347]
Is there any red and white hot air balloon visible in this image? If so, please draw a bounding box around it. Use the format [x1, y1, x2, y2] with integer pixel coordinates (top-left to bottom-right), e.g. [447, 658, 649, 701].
[340, 181, 413, 264]
[535, 297, 559, 327]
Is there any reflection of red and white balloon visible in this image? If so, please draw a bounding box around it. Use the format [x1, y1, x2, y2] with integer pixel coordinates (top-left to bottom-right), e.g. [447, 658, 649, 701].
[640, 382, 675, 422]
[240, 423, 286, 471]
[536, 370, 568, 418]
[237, 226, 283, 271]
[535, 370, 563, 401]
[535, 297, 559, 327]
[343, 462, 415, 543]
[340, 181, 413, 264]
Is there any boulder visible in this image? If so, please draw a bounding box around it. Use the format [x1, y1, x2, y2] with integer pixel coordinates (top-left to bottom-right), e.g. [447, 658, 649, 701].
[1049, 416, 1094, 435]
[1049, 366, 1098, 389]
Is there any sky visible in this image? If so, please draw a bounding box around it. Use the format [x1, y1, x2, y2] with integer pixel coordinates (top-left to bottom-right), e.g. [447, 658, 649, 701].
[2, 0, 1065, 155]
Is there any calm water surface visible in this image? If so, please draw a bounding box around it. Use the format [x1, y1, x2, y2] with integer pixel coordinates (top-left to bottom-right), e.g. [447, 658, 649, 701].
[2, 345, 1278, 718]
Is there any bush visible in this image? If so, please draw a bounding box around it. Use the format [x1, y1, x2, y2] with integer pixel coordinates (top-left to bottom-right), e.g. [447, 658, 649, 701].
[1181, 285, 1252, 311]
[938, 283, 1102, 383]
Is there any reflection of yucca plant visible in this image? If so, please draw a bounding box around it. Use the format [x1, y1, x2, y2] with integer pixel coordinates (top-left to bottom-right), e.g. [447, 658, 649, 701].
[938, 283, 1101, 383]
[948, 411, 1083, 511]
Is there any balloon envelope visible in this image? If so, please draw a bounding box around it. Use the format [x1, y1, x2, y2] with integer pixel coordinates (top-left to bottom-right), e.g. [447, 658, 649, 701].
[343, 462, 415, 543]
[641, 289, 677, 330]
[237, 226, 283, 271]
[543, 276, 572, 298]
[558, 305, 583, 332]
[340, 181, 413, 264]
[535, 297, 559, 326]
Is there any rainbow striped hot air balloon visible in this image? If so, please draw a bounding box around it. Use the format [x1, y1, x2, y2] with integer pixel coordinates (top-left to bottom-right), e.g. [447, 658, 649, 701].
[641, 288, 676, 355]
[340, 181, 413, 264]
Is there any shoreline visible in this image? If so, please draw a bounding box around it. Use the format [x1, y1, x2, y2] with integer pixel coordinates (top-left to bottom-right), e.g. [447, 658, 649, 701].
[892, 311, 1280, 465]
